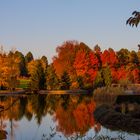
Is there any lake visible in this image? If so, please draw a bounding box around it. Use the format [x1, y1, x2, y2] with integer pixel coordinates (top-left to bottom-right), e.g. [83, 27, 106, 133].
[0, 94, 139, 140]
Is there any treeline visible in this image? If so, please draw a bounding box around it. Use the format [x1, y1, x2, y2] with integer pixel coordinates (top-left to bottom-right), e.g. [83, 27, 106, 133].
[0, 41, 140, 91]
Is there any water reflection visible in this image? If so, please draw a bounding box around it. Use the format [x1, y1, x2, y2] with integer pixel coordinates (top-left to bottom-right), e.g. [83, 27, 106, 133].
[54, 95, 96, 136]
[0, 94, 138, 140]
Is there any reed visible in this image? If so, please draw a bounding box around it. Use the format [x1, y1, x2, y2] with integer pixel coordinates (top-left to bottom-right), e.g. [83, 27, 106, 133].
[93, 86, 125, 104]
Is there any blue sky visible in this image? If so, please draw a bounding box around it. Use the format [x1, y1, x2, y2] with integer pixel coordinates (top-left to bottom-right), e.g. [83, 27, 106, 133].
[0, 0, 140, 62]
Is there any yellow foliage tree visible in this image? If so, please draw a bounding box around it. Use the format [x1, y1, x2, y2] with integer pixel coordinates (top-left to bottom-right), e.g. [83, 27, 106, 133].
[0, 51, 20, 90]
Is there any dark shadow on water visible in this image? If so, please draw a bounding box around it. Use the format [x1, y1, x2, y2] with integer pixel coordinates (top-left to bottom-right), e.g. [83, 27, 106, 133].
[94, 104, 140, 135]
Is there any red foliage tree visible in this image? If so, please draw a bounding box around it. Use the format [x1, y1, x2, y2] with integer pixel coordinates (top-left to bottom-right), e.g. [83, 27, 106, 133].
[73, 51, 98, 85]
[116, 66, 128, 81]
[131, 68, 140, 83]
[101, 49, 118, 68]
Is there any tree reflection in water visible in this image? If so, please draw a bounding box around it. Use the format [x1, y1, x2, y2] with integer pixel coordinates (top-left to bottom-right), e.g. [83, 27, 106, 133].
[0, 111, 7, 140]
[54, 95, 97, 136]
[0, 94, 138, 140]
[0, 94, 100, 139]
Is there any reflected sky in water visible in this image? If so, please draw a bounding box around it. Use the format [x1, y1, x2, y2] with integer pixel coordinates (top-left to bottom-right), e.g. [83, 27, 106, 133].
[0, 94, 138, 140]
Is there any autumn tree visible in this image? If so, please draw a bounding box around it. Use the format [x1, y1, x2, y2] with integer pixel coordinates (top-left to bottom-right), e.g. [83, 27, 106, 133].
[130, 68, 140, 83]
[73, 50, 89, 79]
[53, 41, 78, 77]
[101, 48, 118, 68]
[53, 41, 91, 81]
[116, 66, 128, 81]
[0, 51, 20, 90]
[73, 50, 91, 88]
[74, 50, 98, 89]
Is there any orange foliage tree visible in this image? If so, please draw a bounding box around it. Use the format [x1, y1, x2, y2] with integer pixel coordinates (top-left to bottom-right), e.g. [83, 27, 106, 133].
[53, 41, 92, 88]
[0, 50, 20, 90]
[53, 41, 79, 78]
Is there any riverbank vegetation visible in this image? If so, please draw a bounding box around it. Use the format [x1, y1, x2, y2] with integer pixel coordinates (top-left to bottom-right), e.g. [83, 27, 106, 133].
[93, 86, 125, 104]
[0, 41, 140, 92]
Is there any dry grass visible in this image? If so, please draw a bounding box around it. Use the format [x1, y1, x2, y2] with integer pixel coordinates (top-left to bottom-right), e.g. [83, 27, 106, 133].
[93, 86, 125, 104]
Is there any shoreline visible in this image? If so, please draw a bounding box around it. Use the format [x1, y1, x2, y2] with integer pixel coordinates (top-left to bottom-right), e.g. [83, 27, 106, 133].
[0, 89, 26, 96]
[39, 89, 89, 94]
[0, 89, 89, 95]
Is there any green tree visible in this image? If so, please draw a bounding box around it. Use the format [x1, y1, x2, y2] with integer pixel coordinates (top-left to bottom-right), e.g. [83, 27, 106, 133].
[117, 49, 130, 66]
[41, 56, 48, 73]
[46, 64, 59, 90]
[94, 66, 112, 88]
[93, 44, 102, 69]
[25, 52, 34, 63]
[28, 60, 45, 90]
[15, 51, 27, 76]
[60, 71, 71, 90]
[102, 66, 112, 87]
[94, 44, 101, 52]
[77, 76, 84, 89]
[94, 71, 104, 88]
[129, 50, 139, 65]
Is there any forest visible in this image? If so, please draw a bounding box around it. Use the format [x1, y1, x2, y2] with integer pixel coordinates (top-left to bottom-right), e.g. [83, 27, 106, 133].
[0, 41, 140, 91]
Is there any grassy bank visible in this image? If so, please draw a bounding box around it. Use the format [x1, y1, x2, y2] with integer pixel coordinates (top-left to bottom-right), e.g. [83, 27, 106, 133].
[18, 78, 30, 89]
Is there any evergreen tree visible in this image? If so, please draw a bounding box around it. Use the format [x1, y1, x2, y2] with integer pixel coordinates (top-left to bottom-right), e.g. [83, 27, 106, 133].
[129, 50, 139, 65]
[77, 76, 84, 89]
[46, 64, 59, 90]
[15, 51, 27, 76]
[117, 49, 130, 66]
[94, 71, 104, 88]
[29, 60, 45, 90]
[41, 56, 48, 73]
[25, 52, 34, 63]
[102, 66, 112, 87]
[60, 71, 71, 90]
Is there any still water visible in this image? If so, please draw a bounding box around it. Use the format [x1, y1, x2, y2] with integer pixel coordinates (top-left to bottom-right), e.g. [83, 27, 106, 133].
[0, 94, 139, 140]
